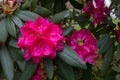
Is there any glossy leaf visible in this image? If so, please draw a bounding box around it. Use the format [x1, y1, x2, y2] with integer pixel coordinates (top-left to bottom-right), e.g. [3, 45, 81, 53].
[34, 6, 52, 17]
[0, 46, 14, 80]
[55, 58, 74, 80]
[50, 10, 72, 23]
[44, 59, 54, 79]
[6, 17, 16, 37]
[0, 20, 8, 43]
[11, 15, 23, 28]
[58, 44, 86, 69]
[16, 10, 39, 21]
[20, 61, 38, 80]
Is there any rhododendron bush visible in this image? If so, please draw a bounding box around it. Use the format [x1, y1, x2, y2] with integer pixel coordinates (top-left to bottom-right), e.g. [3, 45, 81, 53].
[0, 0, 120, 80]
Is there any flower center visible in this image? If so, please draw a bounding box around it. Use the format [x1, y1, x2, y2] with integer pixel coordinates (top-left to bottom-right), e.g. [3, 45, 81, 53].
[78, 40, 83, 45]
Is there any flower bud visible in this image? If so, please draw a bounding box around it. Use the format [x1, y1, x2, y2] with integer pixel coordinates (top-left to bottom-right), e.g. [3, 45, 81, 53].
[2, 0, 18, 14]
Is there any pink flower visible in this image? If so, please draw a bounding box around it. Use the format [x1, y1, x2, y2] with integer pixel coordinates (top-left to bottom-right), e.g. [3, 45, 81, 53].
[17, 17, 64, 63]
[32, 66, 43, 80]
[66, 29, 98, 64]
[116, 30, 120, 43]
[82, 0, 108, 25]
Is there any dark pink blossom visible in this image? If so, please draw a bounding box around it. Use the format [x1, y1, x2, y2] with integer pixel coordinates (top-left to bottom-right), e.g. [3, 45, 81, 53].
[66, 29, 98, 64]
[116, 30, 120, 43]
[82, 0, 108, 25]
[17, 17, 64, 63]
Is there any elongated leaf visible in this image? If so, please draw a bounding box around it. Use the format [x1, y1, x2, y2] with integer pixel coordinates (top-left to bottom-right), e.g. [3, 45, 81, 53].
[21, 0, 32, 9]
[117, 44, 120, 60]
[50, 10, 72, 23]
[34, 6, 52, 17]
[31, 0, 38, 11]
[6, 17, 16, 37]
[44, 59, 54, 79]
[97, 34, 111, 54]
[20, 61, 38, 80]
[16, 10, 39, 21]
[0, 20, 8, 43]
[0, 46, 14, 80]
[8, 46, 23, 61]
[17, 61, 26, 72]
[63, 26, 73, 36]
[101, 36, 114, 75]
[54, 0, 66, 13]
[11, 15, 23, 28]
[56, 58, 74, 80]
[58, 44, 86, 69]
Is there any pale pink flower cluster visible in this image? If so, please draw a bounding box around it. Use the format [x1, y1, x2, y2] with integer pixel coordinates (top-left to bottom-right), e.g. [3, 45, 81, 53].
[82, 0, 108, 25]
[66, 29, 98, 64]
[17, 17, 64, 63]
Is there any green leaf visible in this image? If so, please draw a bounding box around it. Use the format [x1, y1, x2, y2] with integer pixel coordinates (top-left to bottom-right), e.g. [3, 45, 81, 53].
[58, 44, 86, 69]
[8, 46, 23, 61]
[6, 17, 16, 37]
[34, 6, 52, 17]
[117, 44, 120, 60]
[17, 61, 26, 72]
[31, 0, 38, 11]
[82, 64, 92, 80]
[101, 36, 114, 75]
[63, 26, 73, 36]
[20, 61, 38, 80]
[50, 10, 72, 23]
[0, 20, 8, 43]
[44, 59, 54, 79]
[55, 58, 74, 80]
[116, 74, 120, 80]
[97, 34, 111, 54]
[16, 10, 39, 21]
[0, 46, 14, 80]
[54, 0, 66, 13]
[75, 14, 89, 27]
[11, 15, 23, 28]
[21, 0, 32, 9]
[8, 38, 19, 48]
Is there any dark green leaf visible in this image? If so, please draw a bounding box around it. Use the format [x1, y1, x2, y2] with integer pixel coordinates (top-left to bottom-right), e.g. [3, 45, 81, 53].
[50, 10, 72, 23]
[21, 0, 32, 9]
[117, 44, 120, 60]
[6, 17, 16, 37]
[0, 20, 8, 43]
[54, 0, 66, 13]
[17, 61, 26, 72]
[44, 59, 54, 79]
[8, 46, 23, 61]
[11, 15, 23, 28]
[8, 38, 19, 48]
[101, 36, 114, 75]
[97, 34, 111, 54]
[63, 26, 73, 36]
[55, 58, 74, 80]
[116, 74, 120, 80]
[16, 10, 39, 21]
[58, 44, 86, 69]
[20, 61, 38, 80]
[34, 6, 52, 17]
[31, 0, 38, 11]
[75, 14, 89, 27]
[0, 46, 14, 80]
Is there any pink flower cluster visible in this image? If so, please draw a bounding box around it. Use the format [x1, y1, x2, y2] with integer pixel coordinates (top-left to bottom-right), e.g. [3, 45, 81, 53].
[116, 30, 120, 43]
[17, 17, 64, 63]
[66, 29, 98, 64]
[82, 0, 108, 25]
